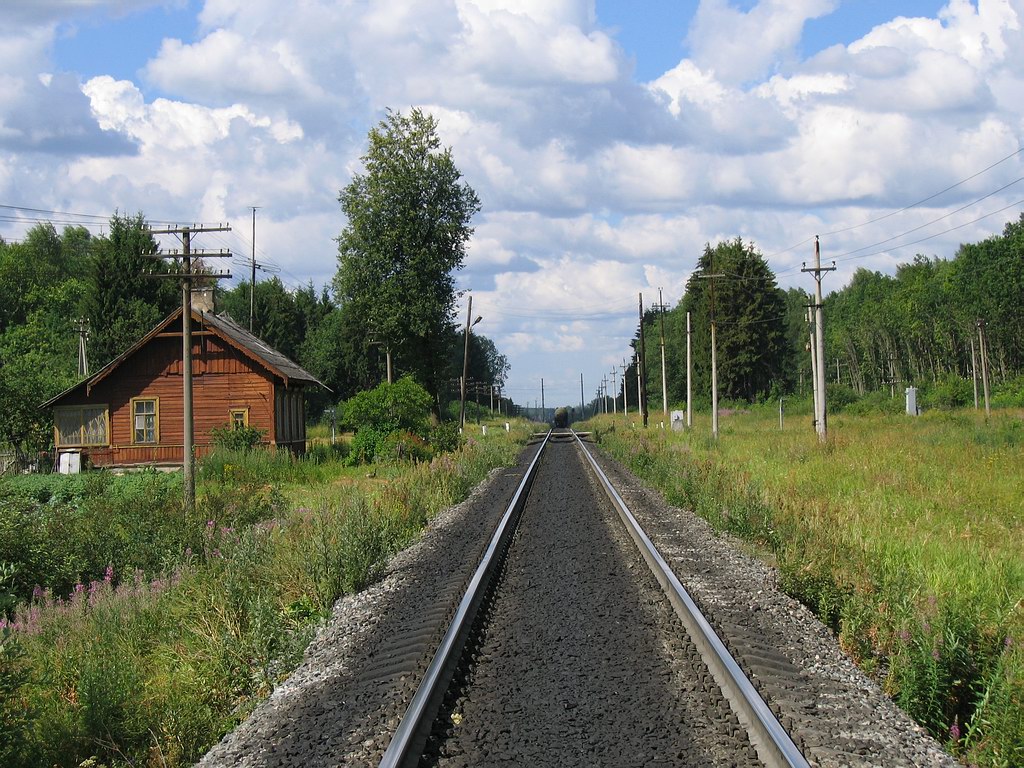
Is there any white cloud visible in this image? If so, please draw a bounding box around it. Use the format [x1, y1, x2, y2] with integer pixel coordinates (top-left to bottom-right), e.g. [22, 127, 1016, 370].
[2, 0, 1024, 406]
[687, 0, 838, 84]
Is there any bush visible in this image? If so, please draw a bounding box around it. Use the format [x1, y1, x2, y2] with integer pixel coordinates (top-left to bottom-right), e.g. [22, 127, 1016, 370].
[342, 377, 432, 437]
[377, 431, 433, 464]
[846, 389, 904, 416]
[210, 424, 266, 452]
[429, 420, 464, 454]
[920, 374, 973, 411]
[825, 383, 859, 412]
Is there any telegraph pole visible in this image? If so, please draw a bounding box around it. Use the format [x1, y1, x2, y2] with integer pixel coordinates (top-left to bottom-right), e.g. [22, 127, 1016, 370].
[610, 367, 618, 414]
[249, 206, 260, 332]
[74, 317, 90, 377]
[638, 292, 649, 427]
[541, 377, 545, 419]
[621, 361, 629, 417]
[656, 288, 668, 421]
[580, 373, 585, 419]
[685, 310, 692, 428]
[802, 236, 835, 443]
[807, 305, 819, 428]
[697, 270, 725, 439]
[977, 318, 991, 418]
[147, 224, 232, 516]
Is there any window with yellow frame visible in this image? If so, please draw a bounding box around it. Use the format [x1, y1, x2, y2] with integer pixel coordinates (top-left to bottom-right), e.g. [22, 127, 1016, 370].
[229, 408, 249, 429]
[131, 398, 159, 444]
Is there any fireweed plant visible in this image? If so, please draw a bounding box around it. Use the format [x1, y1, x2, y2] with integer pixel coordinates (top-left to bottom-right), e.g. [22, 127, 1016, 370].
[592, 407, 1022, 768]
[0, 421, 528, 767]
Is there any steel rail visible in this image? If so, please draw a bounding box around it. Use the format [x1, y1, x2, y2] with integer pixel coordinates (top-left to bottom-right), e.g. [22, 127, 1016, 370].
[379, 430, 552, 768]
[573, 431, 810, 768]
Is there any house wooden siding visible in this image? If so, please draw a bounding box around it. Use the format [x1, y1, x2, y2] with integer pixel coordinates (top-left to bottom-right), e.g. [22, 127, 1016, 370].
[47, 310, 320, 468]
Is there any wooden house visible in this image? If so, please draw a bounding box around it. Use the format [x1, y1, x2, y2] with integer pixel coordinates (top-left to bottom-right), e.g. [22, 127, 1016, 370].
[43, 305, 325, 468]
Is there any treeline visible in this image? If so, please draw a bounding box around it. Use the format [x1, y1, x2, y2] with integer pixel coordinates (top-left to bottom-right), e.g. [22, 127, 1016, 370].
[621, 215, 1024, 410]
[0, 218, 508, 457]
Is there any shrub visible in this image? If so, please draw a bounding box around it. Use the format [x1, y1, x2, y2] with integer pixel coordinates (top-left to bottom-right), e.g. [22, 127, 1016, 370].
[347, 426, 386, 465]
[825, 383, 859, 412]
[377, 431, 433, 464]
[342, 377, 432, 437]
[920, 374, 973, 411]
[846, 389, 904, 416]
[429, 420, 464, 454]
[210, 424, 266, 452]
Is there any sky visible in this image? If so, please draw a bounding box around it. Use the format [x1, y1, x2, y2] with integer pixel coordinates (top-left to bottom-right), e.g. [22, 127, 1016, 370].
[2, 0, 1022, 412]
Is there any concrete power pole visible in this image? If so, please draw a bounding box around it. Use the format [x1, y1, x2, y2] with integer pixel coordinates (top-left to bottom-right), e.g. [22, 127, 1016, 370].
[807, 305, 820, 430]
[638, 292, 649, 428]
[147, 224, 232, 516]
[977, 318, 991, 418]
[621, 361, 629, 418]
[657, 288, 668, 421]
[802, 236, 835, 443]
[697, 271, 725, 439]
[685, 310, 692, 428]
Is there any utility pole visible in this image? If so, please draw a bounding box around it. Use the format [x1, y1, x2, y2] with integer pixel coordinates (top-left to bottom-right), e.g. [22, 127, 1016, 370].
[656, 288, 668, 421]
[977, 318, 991, 418]
[697, 270, 725, 439]
[249, 206, 259, 332]
[970, 336, 979, 409]
[541, 377, 545, 419]
[636, 353, 642, 424]
[580, 373, 585, 419]
[638, 292, 649, 427]
[459, 296, 481, 429]
[807, 304, 819, 427]
[686, 311, 692, 428]
[802, 236, 835, 443]
[621, 361, 629, 417]
[147, 224, 232, 517]
[74, 317, 90, 377]
[610, 367, 618, 414]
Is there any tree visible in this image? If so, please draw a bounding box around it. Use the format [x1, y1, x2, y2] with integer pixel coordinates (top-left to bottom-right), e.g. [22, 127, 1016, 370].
[334, 109, 481, 414]
[679, 239, 789, 402]
[80, 213, 177, 367]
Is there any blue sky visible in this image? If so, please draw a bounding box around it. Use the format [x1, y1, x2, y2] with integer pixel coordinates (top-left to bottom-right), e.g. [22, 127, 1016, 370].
[3, 0, 1022, 408]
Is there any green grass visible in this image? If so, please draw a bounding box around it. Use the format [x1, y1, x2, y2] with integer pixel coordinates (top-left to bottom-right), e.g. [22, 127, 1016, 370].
[0, 419, 531, 767]
[591, 406, 1023, 766]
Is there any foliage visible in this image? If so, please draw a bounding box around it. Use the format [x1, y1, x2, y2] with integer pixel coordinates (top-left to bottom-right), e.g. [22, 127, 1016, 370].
[210, 423, 266, 452]
[429, 420, 464, 453]
[823, 214, 1024, 398]
[0, 423, 524, 766]
[334, 108, 481, 413]
[342, 376, 433, 437]
[653, 238, 790, 407]
[80, 212, 178, 368]
[595, 410, 1023, 766]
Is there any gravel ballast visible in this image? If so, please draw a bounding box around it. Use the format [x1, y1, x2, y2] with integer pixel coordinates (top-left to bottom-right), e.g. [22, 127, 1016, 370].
[197, 435, 959, 767]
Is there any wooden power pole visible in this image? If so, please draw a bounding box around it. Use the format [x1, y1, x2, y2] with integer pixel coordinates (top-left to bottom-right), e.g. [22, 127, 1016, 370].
[147, 224, 232, 516]
[802, 236, 835, 443]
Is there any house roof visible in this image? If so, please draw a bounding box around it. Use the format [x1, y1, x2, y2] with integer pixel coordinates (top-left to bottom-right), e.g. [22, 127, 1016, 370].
[42, 307, 327, 408]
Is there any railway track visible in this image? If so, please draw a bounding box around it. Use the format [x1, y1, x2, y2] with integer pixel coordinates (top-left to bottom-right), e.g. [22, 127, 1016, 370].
[380, 429, 807, 767]
[198, 429, 957, 768]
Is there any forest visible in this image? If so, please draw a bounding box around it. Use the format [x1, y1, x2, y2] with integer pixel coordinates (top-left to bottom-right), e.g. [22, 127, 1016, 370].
[0, 215, 509, 461]
[621, 214, 1024, 413]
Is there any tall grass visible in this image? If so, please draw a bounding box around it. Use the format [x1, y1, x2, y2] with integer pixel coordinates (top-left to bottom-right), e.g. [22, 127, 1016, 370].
[0, 421, 527, 766]
[593, 408, 1022, 766]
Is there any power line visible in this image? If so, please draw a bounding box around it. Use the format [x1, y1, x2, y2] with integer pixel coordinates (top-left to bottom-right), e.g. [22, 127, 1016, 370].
[763, 145, 1024, 261]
